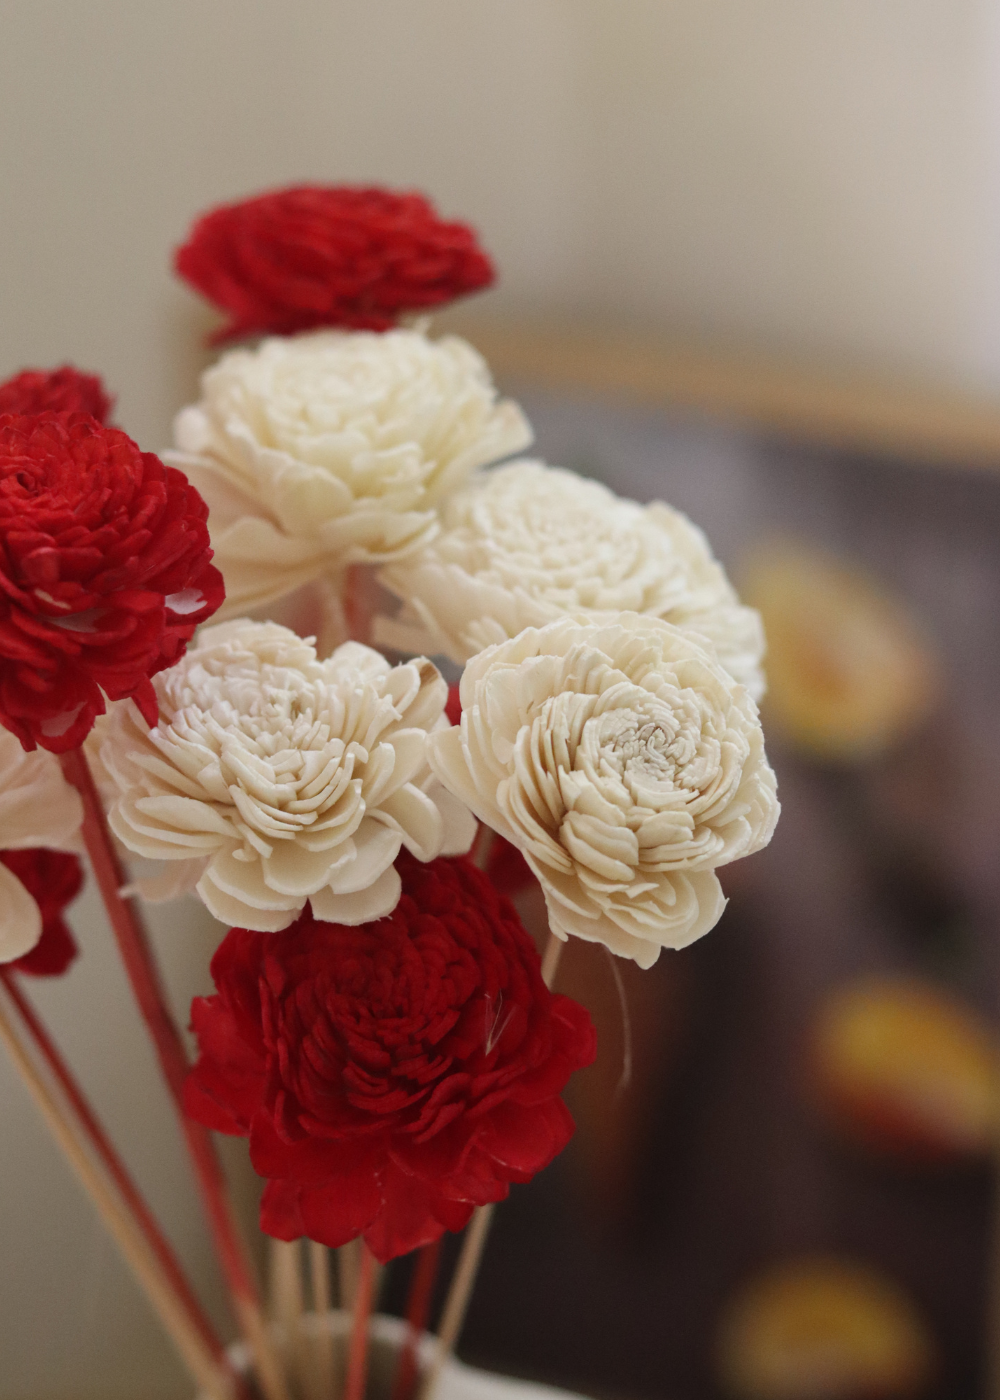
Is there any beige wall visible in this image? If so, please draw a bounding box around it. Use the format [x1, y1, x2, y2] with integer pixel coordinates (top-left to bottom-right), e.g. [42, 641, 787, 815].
[3, 1, 1000, 454]
[2, 3, 999, 1394]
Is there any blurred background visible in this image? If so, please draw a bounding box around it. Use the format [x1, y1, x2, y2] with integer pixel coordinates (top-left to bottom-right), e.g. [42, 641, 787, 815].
[3, 3, 1000, 1398]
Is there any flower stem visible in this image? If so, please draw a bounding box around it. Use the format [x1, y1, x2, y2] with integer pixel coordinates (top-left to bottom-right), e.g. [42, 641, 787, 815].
[59, 746, 289, 1400]
[345, 1243, 376, 1400]
[420, 928, 565, 1400]
[307, 1242, 336, 1400]
[420, 1206, 494, 1400]
[391, 1240, 443, 1400]
[0, 967, 232, 1378]
[0, 976, 233, 1400]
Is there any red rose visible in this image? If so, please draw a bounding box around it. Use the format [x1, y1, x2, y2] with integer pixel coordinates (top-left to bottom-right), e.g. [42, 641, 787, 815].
[2, 848, 83, 976]
[0, 412, 224, 752]
[0, 365, 113, 424]
[185, 852, 595, 1263]
[175, 184, 495, 344]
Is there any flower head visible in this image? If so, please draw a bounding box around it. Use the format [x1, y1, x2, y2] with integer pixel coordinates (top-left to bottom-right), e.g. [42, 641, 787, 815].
[175, 184, 495, 344]
[0, 728, 83, 962]
[2, 848, 83, 976]
[184, 851, 596, 1262]
[0, 365, 113, 423]
[429, 615, 778, 968]
[377, 460, 766, 700]
[102, 619, 475, 932]
[0, 412, 224, 752]
[168, 330, 532, 617]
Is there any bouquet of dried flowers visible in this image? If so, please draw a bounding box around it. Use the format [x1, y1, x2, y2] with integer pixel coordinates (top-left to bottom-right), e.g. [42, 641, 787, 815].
[0, 184, 778, 1400]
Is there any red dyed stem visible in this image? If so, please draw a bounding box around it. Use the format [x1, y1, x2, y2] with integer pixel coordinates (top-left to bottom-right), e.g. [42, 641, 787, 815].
[346, 1243, 377, 1400]
[391, 1241, 443, 1400]
[58, 747, 287, 1400]
[0, 966, 229, 1370]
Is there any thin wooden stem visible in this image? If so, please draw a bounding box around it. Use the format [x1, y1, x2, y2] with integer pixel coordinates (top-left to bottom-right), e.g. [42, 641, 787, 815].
[59, 747, 289, 1400]
[420, 1207, 494, 1400]
[392, 1240, 443, 1400]
[308, 1242, 336, 1400]
[271, 1238, 310, 1396]
[420, 927, 565, 1400]
[541, 930, 564, 987]
[338, 1238, 361, 1311]
[345, 1243, 376, 1400]
[0, 979, 232, 1400]
[0, 968, 228, 1372]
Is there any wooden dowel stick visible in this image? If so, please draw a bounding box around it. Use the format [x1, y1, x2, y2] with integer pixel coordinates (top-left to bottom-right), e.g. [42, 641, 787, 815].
[308, 1242, 336, 1400]
[345, 1243, 376, 1400]
[541, 931, 565, 987]
[338, 1238, 361, 1311]
[271, 1238, 310, 1395]
[0, 969, 229, 1374]
[421, 928, 566, 1400]
[0, 981, 231, 1400]
[59, 747, 289, 1400]
[420, 1207, 494, 1400]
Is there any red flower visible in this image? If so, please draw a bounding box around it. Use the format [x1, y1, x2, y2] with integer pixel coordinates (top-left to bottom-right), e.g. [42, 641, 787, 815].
[445, 683, 462, 727]
[185, 852, 595, 1263]
[0, 366, 113, 424]
[175, 185, 495, 344]
[486, 835, 536, 899]
[0, 412, 224, 753]
[2, 848, 83, 976]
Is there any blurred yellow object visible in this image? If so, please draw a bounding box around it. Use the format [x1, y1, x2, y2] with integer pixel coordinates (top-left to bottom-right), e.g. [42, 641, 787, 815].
[811, 978, 999, 1164]
[717, 1258, 935, 1400]
[742, 545, 940, 761]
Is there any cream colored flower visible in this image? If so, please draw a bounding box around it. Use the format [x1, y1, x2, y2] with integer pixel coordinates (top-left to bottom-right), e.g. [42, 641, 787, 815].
[101, 620, 476, 932]
[167, 329, 533, 616]
[0, 730, 83, 961]
[428, 614, 778, 967]
[376, 460, 766, 700]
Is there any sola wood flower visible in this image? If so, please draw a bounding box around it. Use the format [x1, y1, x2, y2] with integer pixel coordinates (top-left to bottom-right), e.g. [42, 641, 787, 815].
[429, 615, 779, 968]
[184, 851, 596, 1262]
[102, 620, 476, 931]
[377, 460, 766, 700]
[175, 184, 495, 343]
[0, 365, 113, 422]
[0, 728, 83, 962]
[1, 849, 83, 976]
[167, 330, 532, 617]
[0, 412, 224, 753]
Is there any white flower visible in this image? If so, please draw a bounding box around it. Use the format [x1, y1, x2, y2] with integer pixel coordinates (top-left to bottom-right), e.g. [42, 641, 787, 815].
[167, 329, 533, 616]
[428, 614, 778, 968]
[376, 460, 766, 700]
[0, 731, 83, 961]
[101, 620, 476, 932]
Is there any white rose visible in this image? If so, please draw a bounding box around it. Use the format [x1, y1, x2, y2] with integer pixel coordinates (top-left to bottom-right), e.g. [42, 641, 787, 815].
[167, 329, 533, 616]
[0, 730, 83, 961]
[428, 615, 778, 968]
[101, 620, 476, 932]
[376, 460, 766, 700]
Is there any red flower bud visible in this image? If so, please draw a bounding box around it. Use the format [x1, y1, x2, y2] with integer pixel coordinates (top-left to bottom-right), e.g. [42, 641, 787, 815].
[185, 852, 595, 1262]
[175, 185, 495, 344]
[0, 365, 114, 424]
